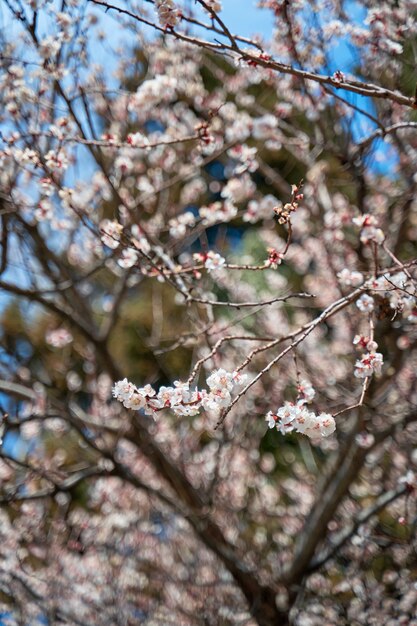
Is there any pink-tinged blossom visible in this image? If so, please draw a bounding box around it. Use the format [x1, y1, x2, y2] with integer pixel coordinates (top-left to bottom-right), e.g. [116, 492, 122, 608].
[123, 392, 147, 411]
[194, 251, 226, 272]
[174, 404, 201, 416]
[231, 371, 248, 387]
[265, 411, 278, 429]
[265, 248, 283, 269]
[244, 195, 277, 223]
[39, 177, 54, 196]
[100, 219, 123, 249]
[202, 388, 232, 410]
[267, 403, 336, 439]
[355, 432, 375, 448]
[114, 155, 133, 174]
[360, 225, 385, 244]
[113, 368, 246, 418]
[38, 35, 61, 59]
[228, 144, 258, 175]
[168, 211, 196, 238]
[275, 402, 298, 434]
[297, 379, 315, 404]
[353, 335, 378, 352]
[153, 385, 183, 409]
[352, 213, 384, 244]
[203, 0, 222, 12]
[221, 173, 256, 204]
[155, 0, 181, 28]
[35, 199, 53, 222]
[314, 413, 336, 437]
[352, 214, 378, 228]
[354, 352, 384, 378]
[207, 368, 234, 393]
[127, 132, 149, 148]
[356, 294, 375, 313]
[332, 70, 346, 83]
[204, 252, 226, 272]
[199, 201, 238, 226]
[365, 276, 388, 291]
[225, 113, 253, 143]
[140, 384, 156, 398]
[337, 268, 364, 287]
[131, 226, 151, 254]
[46, 328, 73, 348]
[15, 148, 40, 166]
[112, 378, 136, 402]
[45, 149, 69, 171]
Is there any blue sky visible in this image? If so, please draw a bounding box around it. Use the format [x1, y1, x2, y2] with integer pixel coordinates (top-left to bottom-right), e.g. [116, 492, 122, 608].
[219, 1, 274, 37]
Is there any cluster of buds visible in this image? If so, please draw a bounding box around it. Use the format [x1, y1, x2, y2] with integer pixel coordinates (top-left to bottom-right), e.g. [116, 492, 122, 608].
[100, 133, 117, 145]
[195, 121, 214, 146]
[274, 181, 303, 225]
[245, 51, 272, 67]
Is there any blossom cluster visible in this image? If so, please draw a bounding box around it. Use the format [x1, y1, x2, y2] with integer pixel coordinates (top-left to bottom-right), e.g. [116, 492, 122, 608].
[366, 272, 416, 322]
[155, 0, 181, 29]
[354, 350, 384, 379]
[112, 369, 247, 417]
[352, 213, 385, 245]
[266, 403, 336, 439]
[265, 379, 336, 439]
[2, 0, 417, 623]
[337, 268, 364, 287]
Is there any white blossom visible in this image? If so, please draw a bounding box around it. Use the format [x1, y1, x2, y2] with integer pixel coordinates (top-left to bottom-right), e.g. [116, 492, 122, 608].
[112, 378, 136, 402]
[265, 411, 277, 429]
[118, 248, 139, 269]
[127, 132, 149, 147]
[266, 403, 336, 438]
[199, 201, 238, 226]
[360, 225, 384, 244]
[356, 294, 374, 313]
[204, 252, 226, 272]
